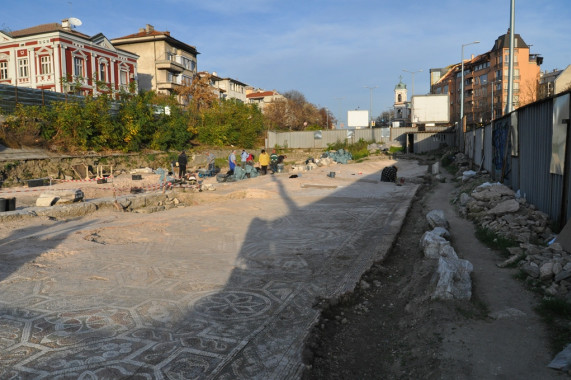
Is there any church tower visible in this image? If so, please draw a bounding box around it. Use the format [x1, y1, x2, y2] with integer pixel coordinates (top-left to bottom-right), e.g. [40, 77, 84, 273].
[394, 76, 407, 105]
[393, 76, 409, 125]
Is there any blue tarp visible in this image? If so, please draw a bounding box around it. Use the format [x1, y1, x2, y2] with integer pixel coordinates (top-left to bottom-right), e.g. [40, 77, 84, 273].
[324, 149, 352, 164]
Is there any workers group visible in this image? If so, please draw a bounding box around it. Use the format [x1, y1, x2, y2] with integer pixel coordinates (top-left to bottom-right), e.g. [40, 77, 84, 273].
[175, 149, 283, 179]
[227, 148, 280, 175]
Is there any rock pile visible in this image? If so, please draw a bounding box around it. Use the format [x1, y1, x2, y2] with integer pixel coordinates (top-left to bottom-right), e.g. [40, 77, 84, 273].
[420, 209, 474, 300]
[458, 181, 554, 245]
[453, 161, 569, 301]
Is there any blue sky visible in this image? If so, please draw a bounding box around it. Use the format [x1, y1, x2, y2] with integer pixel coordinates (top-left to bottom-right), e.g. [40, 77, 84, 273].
[3, 0, 571, 127]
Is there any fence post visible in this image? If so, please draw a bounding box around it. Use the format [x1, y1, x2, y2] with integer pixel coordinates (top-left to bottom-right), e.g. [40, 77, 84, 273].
[561, 118, 571, 228]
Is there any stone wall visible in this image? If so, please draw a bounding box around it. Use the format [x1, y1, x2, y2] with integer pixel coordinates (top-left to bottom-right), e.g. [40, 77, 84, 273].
[0, 148, 328, 188]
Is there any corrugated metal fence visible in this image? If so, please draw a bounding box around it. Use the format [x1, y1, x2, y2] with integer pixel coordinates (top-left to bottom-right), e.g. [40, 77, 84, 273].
[0, 84, 84, 113]
[267, 128, 390, 149]
[463, 91, 571, 227]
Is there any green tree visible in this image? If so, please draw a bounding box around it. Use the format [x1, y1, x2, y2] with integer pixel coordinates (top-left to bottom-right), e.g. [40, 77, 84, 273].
[116, 90, 156, 151]
[199, 99, 264, 148]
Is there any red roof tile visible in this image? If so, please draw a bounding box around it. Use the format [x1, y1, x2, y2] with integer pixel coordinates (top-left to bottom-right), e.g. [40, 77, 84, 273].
[11, 23, 91, 39]
[247, 91, 275, 98]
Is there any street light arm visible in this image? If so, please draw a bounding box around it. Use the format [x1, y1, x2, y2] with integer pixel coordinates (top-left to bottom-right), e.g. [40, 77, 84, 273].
[460, 40, 481, 126]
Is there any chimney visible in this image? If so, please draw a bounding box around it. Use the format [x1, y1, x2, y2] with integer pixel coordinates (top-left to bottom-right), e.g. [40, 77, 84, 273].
[145, 24, 154, 34]
[61, 19, 71, 30]
[139, 28, 145, 33]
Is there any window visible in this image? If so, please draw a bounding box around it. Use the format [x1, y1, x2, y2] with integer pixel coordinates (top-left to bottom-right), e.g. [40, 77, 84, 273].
[40, 55, 52, 75]
[18, 58, 29, 78]
[0, 61, 7, 80]
[99, 62, 107, 81]
[120, 70, 128, 85]
[74, 57, 84, 77]
[182, 75, 192, 86]
[504, 54, 518, 64]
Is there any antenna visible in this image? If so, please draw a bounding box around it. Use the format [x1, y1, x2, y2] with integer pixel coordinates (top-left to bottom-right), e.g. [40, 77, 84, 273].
[68, 17, 82, 28]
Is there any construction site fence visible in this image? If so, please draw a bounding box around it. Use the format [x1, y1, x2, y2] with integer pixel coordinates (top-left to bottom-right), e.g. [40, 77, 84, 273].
[462, 90, 571, 228]
[0, 83, 120, 115]
[266, 128, 391, 149]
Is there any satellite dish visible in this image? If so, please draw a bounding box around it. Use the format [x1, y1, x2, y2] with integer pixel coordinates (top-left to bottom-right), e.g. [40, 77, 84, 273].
[68, 17, 82, 27]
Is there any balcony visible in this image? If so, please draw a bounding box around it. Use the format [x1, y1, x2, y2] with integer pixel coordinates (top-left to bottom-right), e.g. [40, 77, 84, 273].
[157, 80, 180, 91]
[156, 60, 184, 73]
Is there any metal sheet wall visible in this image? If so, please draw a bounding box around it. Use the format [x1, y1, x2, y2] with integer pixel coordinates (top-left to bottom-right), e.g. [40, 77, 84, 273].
[518, 99, 558, 220]
[484, 125, 493, 173]
[413, 132, 456, 153]
[474, 128, 484, 167]
[0, 84, 83, 113]
[267, 129, 389, 149]
[461, 93, 569, 225]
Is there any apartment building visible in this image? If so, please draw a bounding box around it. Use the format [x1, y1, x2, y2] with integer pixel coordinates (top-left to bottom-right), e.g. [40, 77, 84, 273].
[210, 73, 249, 103]
[246, 89, 285, 111]
[111, 24, 198, 102]
[0, 19, 138, 96]
[539, 66, 571, 99]
[431, 30, 542, 128]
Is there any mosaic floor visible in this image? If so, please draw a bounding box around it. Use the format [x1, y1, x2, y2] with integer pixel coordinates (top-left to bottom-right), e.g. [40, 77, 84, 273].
[0, 163, 424, 379]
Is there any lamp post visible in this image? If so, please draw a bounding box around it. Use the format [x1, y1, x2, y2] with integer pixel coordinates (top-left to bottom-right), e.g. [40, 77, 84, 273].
[460, 41, 480, 126]
[402, 69, 422, 97]
[363, 86, 378, 128]
[335, 97, 344, 128]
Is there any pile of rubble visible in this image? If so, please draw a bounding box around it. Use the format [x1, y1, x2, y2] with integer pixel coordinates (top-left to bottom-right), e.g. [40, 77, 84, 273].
[451, 153, 569, 301]
[458, 181, 554, 245]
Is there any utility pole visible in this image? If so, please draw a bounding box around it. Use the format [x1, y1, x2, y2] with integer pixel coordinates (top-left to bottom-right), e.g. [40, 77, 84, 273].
[402, 69, 422, 97]
[506, 0, 515, 113]
[335, 97, 344, 128]
[460, 41, 480, 125]
[363, 86, 378, 128]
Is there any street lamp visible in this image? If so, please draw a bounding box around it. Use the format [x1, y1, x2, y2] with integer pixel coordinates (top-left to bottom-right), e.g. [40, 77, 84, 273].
[363, 86, 378, 128]
[402, 69, 422, 97]
[460, 41, 480, 126]
[335, 97, 344, 128]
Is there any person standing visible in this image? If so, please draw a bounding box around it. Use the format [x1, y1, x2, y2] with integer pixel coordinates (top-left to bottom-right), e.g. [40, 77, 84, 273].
[177, 151, 187, 179]
[259, 149, 270, 175]
[228, 150, 237, 174]
[240, 149, 249, 164]
[270, 149, 279, 173]
[206, 151, 215, 172]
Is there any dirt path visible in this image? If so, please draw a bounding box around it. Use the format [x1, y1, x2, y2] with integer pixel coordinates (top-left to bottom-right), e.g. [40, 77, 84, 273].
[429, 175, 560, 379]
[303, 171, 564, 379]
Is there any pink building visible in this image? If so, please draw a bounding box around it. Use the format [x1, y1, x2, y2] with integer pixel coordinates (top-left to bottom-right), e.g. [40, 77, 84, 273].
[0, 19, 138, 97]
